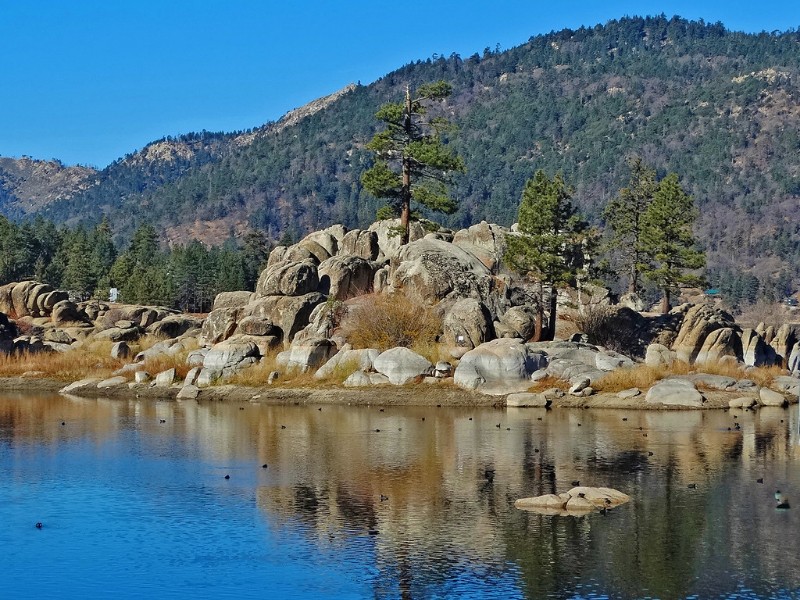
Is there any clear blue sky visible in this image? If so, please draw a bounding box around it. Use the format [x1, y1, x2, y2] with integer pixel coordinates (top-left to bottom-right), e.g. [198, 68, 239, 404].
[1, 1, 798, 168]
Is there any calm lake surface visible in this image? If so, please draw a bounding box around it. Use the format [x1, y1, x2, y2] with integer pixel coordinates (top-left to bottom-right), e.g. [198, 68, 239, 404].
[2, 392, 800, 599]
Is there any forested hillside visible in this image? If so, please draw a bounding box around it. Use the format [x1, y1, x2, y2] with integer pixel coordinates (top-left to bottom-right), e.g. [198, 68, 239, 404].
[4, 15, 800, 297]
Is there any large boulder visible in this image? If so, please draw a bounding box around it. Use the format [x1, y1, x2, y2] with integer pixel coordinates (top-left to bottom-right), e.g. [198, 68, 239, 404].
[454, 338, 547, 395]
[0, 283, 15, 315]
[314, 348, 380, 380]
[340, 229, 380, 261]
[0, 312, 17, 353]
[235, 315, 277, 337]
[442, 298, 494, 350]
[695, 327, 742, 364]
[645, 343, 675, 367]
[495, 305, 537, 340]
[282, 338, 338, 372]
[242, 293, 325, 345]
[373, 347, 433, 385]
[202, 338, 260, 372]
[147, 314, 204, 339]
[741, 328, 776, 367]
[368, 219, 426, 261]
[391, 238, 494, 304]
[11, 282, 39, 317]
[451, 221, 508, 271]
[212, 291, 255, 311]
[256, 259, 319, 297]
[671, 304, 737, 364]
[201, 308, 240, 345]
[788, 343, 800, 375]
[645, 378, 705, 407]
[318, 255, 375, 300]
[770, 324, 800, 366]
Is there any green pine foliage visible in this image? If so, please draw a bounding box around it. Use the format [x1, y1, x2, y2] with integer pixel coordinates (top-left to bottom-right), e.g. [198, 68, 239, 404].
[640, 173, 706, 312]
[505, 171, 588, 340]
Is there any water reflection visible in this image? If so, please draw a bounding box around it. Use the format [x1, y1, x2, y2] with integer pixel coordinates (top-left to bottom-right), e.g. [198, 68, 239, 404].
[2, 393, 799, 598]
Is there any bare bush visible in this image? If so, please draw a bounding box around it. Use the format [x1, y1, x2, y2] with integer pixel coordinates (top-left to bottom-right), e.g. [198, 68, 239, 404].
[341, 292, 441, 352]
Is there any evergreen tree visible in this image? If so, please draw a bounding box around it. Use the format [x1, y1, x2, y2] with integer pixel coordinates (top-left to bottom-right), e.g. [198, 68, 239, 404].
[603, 157, 657, 295]
[241, 229, 270, 291]
[89, 217, 117, 298]
[361, 80, 465, 244]
[504, 171, 588, 341]
[641, 173, 706, 313]
[61, 228, 95, 297]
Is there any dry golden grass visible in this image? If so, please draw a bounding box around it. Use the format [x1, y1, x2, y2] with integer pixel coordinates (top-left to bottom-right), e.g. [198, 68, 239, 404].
[594, 360, 784, 393]
[527, 375, 570, 393]
[593, 362, 693, 393]
[0, 344, 125, 382]
[342, 292, 441, 352]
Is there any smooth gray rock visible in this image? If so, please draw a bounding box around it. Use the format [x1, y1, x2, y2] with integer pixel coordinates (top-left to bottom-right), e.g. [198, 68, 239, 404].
[373, 347, 433, 385]
[343, 370, 372, 387]
[203, 340, 259, 371]
[317, 255, 375, 300]
[684, 373, 736, 391]
[645, 379, 704, 407]
[314, 349, 379, 380]
[212, 291, 255, 311]
[569, 378, 590, 395]
[154, 368, 177, 387]
[94, 326, 141, 342]
[60, 378, 102, 393]
[729, 397, 757, 409]
[134, 371, 151, 384]
[97, 376, 128, 389]
[773, 376, 800, 396]
[183, 367, 201, 386]
[186, 348, 208, 367]
[506, 392, 551, 408]
[201, 308, 240, 345]
[617, 388, 641, 399]
[442, 298, 493, 349]
[196, 368, 221, 387]
[177, 384, 200, 400]
[595, 350, 635, 371]
[645, 343, 675, 367]
[285, 338, 338, 372]
[256, 259, 319, 297]
[454, 338, 547, 395]
[759, 387, 788, 407]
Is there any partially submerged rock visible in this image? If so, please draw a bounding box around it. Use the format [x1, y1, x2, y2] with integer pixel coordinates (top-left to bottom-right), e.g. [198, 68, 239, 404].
[515, 487, 631, 515]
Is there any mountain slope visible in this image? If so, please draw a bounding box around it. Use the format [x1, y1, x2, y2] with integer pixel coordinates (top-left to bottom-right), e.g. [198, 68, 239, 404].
[8, 15, 800, 287]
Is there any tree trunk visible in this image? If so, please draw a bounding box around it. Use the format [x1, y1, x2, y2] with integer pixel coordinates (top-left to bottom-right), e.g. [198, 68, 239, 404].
[546, 284, 558, 340]
[400, 85, 413, 245]
[532, 305, 543, 342]
[660, 288, 670, 314]
[628, 266, 637, 295]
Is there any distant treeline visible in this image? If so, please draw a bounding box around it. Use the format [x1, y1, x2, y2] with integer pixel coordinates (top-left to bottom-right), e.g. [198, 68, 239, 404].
[0, 216, 270, 312]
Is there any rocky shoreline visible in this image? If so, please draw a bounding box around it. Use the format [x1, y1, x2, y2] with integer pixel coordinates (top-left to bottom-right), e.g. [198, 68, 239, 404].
[1, 375, 783, 411]
[2, 220, 799, 410]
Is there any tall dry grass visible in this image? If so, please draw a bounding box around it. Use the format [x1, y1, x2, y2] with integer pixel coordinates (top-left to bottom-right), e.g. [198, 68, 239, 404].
[0, 340, 125, 381]
[341, 292, 441, 353]
[593, 360, 783, 393]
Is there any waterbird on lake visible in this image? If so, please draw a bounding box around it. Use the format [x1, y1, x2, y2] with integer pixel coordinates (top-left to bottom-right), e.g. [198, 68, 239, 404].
[61, 421, 65, 426]
[318, 407, 322, 411]
[648, 451, 654, 456]
[421, 417, 425, 421]
[571, 480, 580, 487]
[485, 469, 495, 482]
[262, 464, 268, 469]
[622, 418, 628, 421]
[506, 427, 511, 431]
[239, 407, 245, 410]
[380, 495, 389, 502]
[775, 490, 783, 500]
[534, 448, 539, 453]
[379, 409, 384, 412]
[224, 475, 230, 480]
[35, 522, 43, 529]
[756, 478, 763, 483]
[159, 419, 166, 423]
[537, 417, 542, 420]
[496, 423, 501, 428]
[775, 492, 790, 509]
[687, 484, 697, 489]
[375, 429, 381, 432]
[281, 425, 286, 429]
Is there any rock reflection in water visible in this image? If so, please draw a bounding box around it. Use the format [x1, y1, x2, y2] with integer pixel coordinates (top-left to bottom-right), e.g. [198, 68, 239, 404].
[2, 394, 800, 598]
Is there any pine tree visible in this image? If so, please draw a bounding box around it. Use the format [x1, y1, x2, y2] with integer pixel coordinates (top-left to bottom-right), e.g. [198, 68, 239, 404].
[361, 80, 465, 244]
[641, 173, 706, 313]
[603, 157, 657, 295]
[504, 171, 588, 341]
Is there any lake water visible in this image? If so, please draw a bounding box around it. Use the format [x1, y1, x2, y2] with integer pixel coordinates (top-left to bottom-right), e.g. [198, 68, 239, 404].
[2, 392, 800, 599]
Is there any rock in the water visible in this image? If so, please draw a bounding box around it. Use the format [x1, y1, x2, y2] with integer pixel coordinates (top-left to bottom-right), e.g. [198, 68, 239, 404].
[515, 487, 630, 515]
[759, 388, 787, 407]
[453, 338, 547, 395]
[60, 377, 102, 394]
[729, 397, 757, 409]
[645, 378, 704, 407]
[373, 347, 433, 385]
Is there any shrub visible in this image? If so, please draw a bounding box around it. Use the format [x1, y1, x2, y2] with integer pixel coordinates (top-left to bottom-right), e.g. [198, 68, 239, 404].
[568, 304, 640, 354]
[341, 292, 441, 352]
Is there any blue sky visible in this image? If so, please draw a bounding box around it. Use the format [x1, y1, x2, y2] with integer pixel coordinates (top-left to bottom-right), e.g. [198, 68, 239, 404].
[1, 1, 798, 168]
